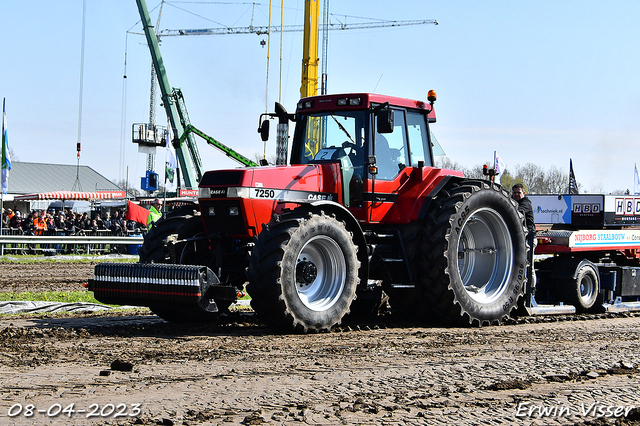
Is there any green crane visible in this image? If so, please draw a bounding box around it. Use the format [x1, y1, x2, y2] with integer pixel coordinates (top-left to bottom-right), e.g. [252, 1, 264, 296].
[134, 0, 257, 190]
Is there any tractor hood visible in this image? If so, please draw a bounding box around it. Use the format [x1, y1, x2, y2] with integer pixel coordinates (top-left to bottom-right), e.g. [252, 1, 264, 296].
[198, 164, 345, 237]
[198, 164, 343, 202]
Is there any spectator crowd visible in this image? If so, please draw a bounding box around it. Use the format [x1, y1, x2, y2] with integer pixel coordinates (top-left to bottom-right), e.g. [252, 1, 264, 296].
[1, 207, 145, 236]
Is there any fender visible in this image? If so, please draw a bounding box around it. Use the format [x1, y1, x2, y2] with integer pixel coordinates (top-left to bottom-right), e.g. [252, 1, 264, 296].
[416, 174, 464, 220]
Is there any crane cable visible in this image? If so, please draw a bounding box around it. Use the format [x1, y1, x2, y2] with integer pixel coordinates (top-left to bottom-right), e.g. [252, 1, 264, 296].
[73, 0, 87, 192]
[119, 33, 129, 183]
[76, 0, 86, 159]
[263, 0, 272, 159]
[279, 0, 284, 104]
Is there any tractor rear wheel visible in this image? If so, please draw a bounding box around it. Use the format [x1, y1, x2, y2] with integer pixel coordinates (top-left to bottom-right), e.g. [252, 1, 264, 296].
[247, 211, 360, 333]
[139, 208, 223, 323]
[422, 181, 528, 325]
[138, 207, 200, 263]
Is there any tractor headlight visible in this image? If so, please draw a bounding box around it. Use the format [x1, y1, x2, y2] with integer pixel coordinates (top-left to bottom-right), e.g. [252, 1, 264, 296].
[297, 100, 314, 110]
[226, 187, 250, 198]
[337, 97, 361, 106]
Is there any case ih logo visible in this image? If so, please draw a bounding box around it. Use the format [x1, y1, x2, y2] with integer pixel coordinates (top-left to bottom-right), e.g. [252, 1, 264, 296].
[573, 203, 601, 214]
[615, 197, 640, 216]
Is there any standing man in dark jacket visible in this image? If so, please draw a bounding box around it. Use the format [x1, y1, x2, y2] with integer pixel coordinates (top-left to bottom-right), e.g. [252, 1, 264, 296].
[511, 183, 535, 234]
[512, 183, 536, 290]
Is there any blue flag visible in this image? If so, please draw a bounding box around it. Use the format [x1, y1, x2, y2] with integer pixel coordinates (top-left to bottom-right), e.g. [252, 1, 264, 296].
[1, 99, 11, 194]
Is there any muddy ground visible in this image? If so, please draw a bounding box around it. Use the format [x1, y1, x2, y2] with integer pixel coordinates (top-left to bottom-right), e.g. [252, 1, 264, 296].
[1, 261, 640, 426]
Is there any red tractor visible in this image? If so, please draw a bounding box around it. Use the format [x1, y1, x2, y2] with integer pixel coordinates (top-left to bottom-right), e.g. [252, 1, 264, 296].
[90, 91, 528, 332]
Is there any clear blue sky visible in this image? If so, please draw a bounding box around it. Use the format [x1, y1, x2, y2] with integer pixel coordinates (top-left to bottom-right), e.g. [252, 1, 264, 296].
[1, 1, 639, 194]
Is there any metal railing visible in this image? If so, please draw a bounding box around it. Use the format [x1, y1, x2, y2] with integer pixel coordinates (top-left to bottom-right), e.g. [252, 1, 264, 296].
[0, 230, 144, 255]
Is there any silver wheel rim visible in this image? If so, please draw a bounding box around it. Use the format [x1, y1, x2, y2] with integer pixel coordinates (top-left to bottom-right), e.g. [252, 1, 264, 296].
[295, 235, 346, 311]
[579, 273, 595, 302]
[457, 207, 513, 304]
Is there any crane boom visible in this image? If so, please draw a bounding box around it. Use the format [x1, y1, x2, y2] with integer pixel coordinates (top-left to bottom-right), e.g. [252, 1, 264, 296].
[155, 19, 438, 37]
[179, 125, 258, 168]
[135, 0, 258, 190]
[135, 0, 198, 189]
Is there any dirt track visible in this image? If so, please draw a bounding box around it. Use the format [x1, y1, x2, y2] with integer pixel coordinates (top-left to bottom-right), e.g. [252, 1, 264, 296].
[2, 261, 640, 426]
[0, 261, 97, 293]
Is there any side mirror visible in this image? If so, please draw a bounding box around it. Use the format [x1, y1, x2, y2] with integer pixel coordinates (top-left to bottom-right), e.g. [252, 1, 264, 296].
[376, 109, 394, 134]
[258, 120, 270, 142]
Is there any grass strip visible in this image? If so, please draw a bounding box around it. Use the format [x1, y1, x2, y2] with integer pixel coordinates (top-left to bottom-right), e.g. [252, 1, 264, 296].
[0, 289, 251, 304]
[0, 290, 102, 304]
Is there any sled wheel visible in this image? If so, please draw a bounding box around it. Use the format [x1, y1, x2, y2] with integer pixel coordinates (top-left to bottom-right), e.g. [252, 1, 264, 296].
[563, 260, 600, 313]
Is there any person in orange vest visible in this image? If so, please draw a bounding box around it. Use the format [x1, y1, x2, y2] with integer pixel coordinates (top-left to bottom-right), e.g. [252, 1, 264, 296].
[32, 210, 48, 236]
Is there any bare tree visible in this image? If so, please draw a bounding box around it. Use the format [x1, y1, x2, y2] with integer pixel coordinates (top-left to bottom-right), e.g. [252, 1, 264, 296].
[590, 182, 604, 194]
[436, 157, 486, 180]
[544, 165, 569, 194]
[514, 163, 543, 193]
[114, 179, 141, 198]
[437, 158, 582, 194]
[253, 153, 278, 165]
[610, 188, 630, 195]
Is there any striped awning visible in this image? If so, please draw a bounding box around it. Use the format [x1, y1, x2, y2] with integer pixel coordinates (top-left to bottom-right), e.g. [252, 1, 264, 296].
[14, 190, 126, 201]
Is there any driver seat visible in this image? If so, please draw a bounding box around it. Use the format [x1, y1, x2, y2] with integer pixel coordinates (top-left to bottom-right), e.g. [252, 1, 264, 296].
[375, 135, 397, 180]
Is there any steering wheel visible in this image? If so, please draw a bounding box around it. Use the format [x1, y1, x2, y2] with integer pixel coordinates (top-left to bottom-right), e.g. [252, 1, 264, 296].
[341, 141, 363, 161]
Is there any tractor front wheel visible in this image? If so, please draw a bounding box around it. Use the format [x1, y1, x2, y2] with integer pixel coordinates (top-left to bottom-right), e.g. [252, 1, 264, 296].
[247, 211, 360, 333]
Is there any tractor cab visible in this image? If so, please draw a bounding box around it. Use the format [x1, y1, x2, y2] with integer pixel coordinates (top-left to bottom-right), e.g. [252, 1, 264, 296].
[286, 92, 438, 209]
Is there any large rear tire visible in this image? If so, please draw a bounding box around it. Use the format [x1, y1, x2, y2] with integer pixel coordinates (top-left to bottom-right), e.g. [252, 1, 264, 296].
[139, 208, 223, 323]
[247, 211, 360, 333]
[423, 181, 528, 325]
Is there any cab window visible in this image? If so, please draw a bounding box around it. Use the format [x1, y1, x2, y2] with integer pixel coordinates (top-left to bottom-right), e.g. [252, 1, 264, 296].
[292, 111, 366, 171]
[406, 111, 432, 167]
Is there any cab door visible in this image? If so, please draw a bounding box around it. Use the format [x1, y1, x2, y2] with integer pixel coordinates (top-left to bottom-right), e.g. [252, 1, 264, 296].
[365, 108, 432, 223]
